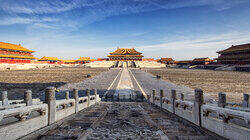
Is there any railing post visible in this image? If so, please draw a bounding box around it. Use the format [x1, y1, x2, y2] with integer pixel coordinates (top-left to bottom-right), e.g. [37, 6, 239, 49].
[86, 89, 90, 107]
[193, 88, 204, 126]
[171, 89, 176, 113]
[45, 87, 56, 125]
[218, 92, 226, 108]
[147, 94, 151, 102]
[180, 93, 184, 101]
[152, 89, 156, 104]
[160, 90, 164, 109]
[242, 93, 249, 107]
[0, 91, 8, 106]
[65, 91, 70, 100]
[24, 90, 32, 106]
[94, 89, 97, 104]
[73, 88, 79, 113]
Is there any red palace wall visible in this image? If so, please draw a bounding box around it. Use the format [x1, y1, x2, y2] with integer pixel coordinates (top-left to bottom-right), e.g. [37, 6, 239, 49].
[0, 50, 32, 56]
[0, 59, 31, 64]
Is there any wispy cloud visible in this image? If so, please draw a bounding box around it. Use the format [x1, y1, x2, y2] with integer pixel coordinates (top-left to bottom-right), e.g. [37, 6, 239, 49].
[0, 0, 99, 14]
[137, 31, 250, 60]
[0, 17, 57, 26]
[1, 0, 247, 15]
[0, 0, 248, 28]
[1, 0, 249, 60]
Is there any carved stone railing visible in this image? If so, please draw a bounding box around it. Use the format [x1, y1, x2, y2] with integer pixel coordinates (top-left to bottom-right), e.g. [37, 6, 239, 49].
[89, 95, 97, 106]
[78, 96, 88, 111]
[174, 99, 194, 123]
[149, 89, 250, 140]
[201, 105, 250, 140]
[162, 97, 173, 113]
[0, 99, 42, 110]
[0, 87, 102, 140]
[55, 99, 75, 122]
[0, 104, 48, 140]
[154, 96, 161, 107]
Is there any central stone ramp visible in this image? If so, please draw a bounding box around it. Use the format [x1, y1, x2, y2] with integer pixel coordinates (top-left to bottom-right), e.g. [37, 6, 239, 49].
[113, 68, 134, 101]
[82, 102, 211, 139]
[31, 102, 214, 140]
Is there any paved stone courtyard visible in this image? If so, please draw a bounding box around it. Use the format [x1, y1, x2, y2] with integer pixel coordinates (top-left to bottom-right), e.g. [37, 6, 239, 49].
[28, 68, 219, 140]
[36, 102, 212, 140]
[85, 102, 209, 140]
[130, 69, 200, 101]
[0, 67, 109, 100]
[144, 68, 250, 102]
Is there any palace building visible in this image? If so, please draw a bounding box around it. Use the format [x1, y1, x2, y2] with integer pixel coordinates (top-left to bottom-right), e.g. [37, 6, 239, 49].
[159, 58, 175, 64]
[75, 57, 91, 64]
[108, 48, 143, 61]
[192, 57, 213, 65]
[216, 43, 250, 65]
[0, 42, 36, 63]
[38, 56, 61, 64]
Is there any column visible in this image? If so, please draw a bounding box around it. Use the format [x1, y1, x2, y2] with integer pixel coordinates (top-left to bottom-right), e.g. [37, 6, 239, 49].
[180, 93, 184, 101]
[24, 90, 32, 106]
[73, 88, 79, 113]
[160, 90, 164, 109]
[86, 89, 90, 107]
[65, 91, 70, 100]
[171, 89, 176, 113]
[218, 92, 226, 108]
[45, 87, 56, 125]
[1, 91, 8, 106]
[152, 89, 156, 104]
[193, 88, 204, 126]
[242, 93, 249, 107]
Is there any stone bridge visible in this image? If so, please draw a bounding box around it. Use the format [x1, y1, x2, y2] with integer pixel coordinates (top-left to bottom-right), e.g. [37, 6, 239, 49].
[0, 68, 249, 140]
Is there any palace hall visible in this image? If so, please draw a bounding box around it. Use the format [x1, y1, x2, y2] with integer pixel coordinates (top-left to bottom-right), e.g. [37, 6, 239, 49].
[216, 43, 250, 65]
[0, 42, 36, 63]
[108, 48, 143, 61]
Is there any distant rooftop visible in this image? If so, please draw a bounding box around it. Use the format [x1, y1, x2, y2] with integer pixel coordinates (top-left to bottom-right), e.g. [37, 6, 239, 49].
[109, 48, 142, 55]
[217, 43, 250, 54]
[39, 56, 60, 61]
[0, 42, 35, 53]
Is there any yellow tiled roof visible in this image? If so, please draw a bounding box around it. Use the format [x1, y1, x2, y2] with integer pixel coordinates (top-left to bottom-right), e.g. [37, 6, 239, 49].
[77, 57, 90, 61]
[193, 57, 212, 61]
[110, 48, 142, 55]
[61, 60, 76, 63]
[217, 43, 250, 54]
[39, 56, 60, 61]
[108, 55, 143, 57]
[0, 42, 35, 52]
[161, 58, 174, 62]
[0, 54, 37, 59]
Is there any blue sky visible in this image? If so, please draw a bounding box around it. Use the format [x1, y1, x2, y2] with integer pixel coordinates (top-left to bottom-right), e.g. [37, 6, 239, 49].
[1, 0, 250, 60]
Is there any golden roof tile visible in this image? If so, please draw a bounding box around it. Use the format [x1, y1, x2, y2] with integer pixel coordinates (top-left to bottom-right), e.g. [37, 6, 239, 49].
[110, 48, 142, 55]
[0, 42, 35, 52]
[0, 54, 37, 59]
[217, 43, 250, 54]
[39, 56, 60, 61]
[76, 57, 90, 61]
